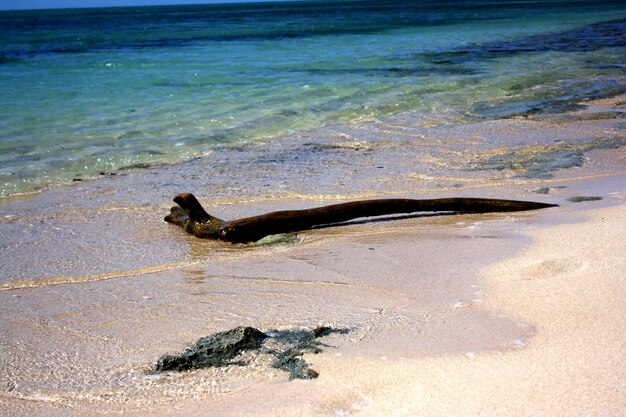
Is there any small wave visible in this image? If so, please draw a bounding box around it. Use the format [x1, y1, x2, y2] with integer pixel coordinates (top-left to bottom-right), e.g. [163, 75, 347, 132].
[0, 260, 202, 291]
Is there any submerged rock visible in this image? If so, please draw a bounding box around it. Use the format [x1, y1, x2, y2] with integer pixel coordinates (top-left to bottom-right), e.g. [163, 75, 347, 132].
[153, 325, 349, 379]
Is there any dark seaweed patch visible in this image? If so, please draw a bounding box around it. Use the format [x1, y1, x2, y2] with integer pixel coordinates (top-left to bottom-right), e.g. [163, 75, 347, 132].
[534, 187, 551, 195]
[472, 99, 590, 119]
[418, 18, 626, 66]
[567, 196, 603, 203]
[288, 66, 481, 78]
[469, 80, 626, 119]
[153, 326, 350, 380]
[119, 162, 153, 170]
[0, 54, 21, 64]
[154, 327, 266, 372]
[468, 137, 626, 178]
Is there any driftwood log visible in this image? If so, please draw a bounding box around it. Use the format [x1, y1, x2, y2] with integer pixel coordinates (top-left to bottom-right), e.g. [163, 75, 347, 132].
[165, 192, 557, 244]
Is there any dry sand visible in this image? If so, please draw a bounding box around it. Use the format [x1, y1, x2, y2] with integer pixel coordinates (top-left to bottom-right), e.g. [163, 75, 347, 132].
[315, 198, 626, 417]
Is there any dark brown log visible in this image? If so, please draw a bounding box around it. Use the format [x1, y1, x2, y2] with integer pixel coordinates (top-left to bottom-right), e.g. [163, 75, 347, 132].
[165, 192, 557, 244]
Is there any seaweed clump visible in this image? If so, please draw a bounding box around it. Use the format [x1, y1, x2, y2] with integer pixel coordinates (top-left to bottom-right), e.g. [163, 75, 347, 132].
[154, 326, 267, 372]
[153, 326, 349, 380]
[267, 326, 348, 380]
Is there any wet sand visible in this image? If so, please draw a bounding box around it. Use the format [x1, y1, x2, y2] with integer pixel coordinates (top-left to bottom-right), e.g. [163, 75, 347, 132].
[1, 97, 625, 416]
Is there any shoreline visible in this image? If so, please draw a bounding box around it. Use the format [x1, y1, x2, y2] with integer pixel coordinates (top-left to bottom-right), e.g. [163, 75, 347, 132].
[1, 89, 625, 202]
[1, 96, 625, 415]
[1, 175, 623, 416]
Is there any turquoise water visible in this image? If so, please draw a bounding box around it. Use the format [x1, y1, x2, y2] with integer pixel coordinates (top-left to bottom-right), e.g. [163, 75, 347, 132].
[1, 0, 625, 196]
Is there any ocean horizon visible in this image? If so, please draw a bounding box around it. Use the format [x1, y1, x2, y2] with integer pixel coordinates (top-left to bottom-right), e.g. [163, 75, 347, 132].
[1, 0, 625, 196]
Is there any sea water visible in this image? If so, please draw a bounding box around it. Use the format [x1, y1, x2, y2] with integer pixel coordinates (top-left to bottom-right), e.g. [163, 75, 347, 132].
[1, 0, 625, 196]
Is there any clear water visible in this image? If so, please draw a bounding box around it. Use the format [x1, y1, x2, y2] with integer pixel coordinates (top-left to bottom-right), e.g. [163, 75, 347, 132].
[1, 0, 625, 196]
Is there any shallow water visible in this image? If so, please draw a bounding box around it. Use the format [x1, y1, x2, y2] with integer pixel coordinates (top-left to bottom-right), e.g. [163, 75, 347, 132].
[1, 0, 625, 195]
[1, 98, 624, 285]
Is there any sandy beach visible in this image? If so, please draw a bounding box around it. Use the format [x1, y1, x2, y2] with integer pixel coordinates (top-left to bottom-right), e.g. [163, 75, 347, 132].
[290, 193, 626, 417]
[1, 96, 625, 416]
[138, 189, 626, 417]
